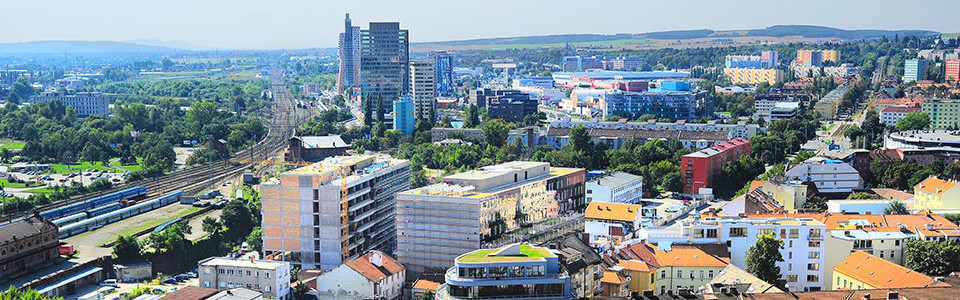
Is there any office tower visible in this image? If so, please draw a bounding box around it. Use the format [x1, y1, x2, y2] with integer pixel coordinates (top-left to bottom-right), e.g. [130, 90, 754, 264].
[429, 51, 456, 98]
[408, 61, 436, 121]
[392, 97, 415, 136]
[903, 58, 928, 83]
[337, 13, 361, 94]
[360, 22, 409, 120]
[261, 154, 410, 270]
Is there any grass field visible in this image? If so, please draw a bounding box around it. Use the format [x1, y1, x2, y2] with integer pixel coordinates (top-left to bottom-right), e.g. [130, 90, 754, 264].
[113, 207, 203, 238]
[50, 162, 114, 174]
[0, 142, 25, 150]
[23, 187, 56, 194]
[110, 158, 143, 172]
[0, 179, 28, 188]
[489, 38, 648, 50]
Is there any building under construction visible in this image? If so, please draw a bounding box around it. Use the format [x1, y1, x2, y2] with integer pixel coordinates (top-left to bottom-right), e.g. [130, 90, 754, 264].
[260, 154, 410, 270]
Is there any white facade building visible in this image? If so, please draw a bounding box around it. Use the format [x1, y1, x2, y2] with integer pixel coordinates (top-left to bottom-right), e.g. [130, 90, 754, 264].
[30, 91, 109, 117]
[409, 61, 436, 121]
[880, 105, 920, 126]
[585, 172, 643, 204]
[784, 157, 863, 194]
[754, 100, 799, 122]
[313, 251, 405, 300]
[198, 257, 291, 300]
[651, 217, 827, 292]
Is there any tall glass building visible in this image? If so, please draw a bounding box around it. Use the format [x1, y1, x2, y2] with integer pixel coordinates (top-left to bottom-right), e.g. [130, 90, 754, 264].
[430, 51, 456, 98]
[361, 22, 409, 121]
[337, 13, 360, 94]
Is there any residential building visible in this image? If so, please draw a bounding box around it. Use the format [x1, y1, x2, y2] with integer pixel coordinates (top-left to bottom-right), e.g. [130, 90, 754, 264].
[435, 243, 573, 300]
[284, 136, 349, 162]
[261, 154, 410, 270]
[430, 51, 456, 98]
[680, 138, 751, 195]
[760, 50, 780, 68]
[784, 157, 863, 194]
[796, 50, 839, 66]
[914, 177, 960, 212]
[409, 61, 436, 121]
[723, 68, 783, 85]
[197, 257, 290, 300]
[946, 59, 960, 82]
[668, 216, 827, 292]
[904, 59, 928, 83]
[313, 250, 405, 300]
[725, 51, 777, 69]
[553, 234, 604, 298]
[551, 71, 688, 88]
[702, 265, 784, 294]
[585, 172, 643, 204]
[488, 96, 538, 123]
[605, 57, 644, 71]
[920, 99, 960, 129]
[469, 88, 528, 109]
[599, 272, 629, 297]
[815, 88, 846, 120]
[647, 243, 729, 295]
[884, 130, 960, 150]
[412, 274, 444, 300]
[562, 56, 604, 72]
[395, 161, 585, 274]
[30, 91, 109, 117]
[337, 13, 361, 94]
[0, 213, 59, 281]
[613, 259, 655, 296]
[880, 105, 921, 126]
[393, 97, 415, 135]
[601, 83, 713, 121]
[360, 21, 409, 117]
[584, 202, 644, 246]
[833, 251, 946, 290]
[754, 99, 800, 122]
[431, 128, 485, 143]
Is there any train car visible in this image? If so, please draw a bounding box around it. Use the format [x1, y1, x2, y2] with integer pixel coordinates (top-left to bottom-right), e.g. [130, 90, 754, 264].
[40, 186, 148, 220]
[52, 212, 88, 228]
[87, 203, 123, 218]
[58, 190, 183, 239]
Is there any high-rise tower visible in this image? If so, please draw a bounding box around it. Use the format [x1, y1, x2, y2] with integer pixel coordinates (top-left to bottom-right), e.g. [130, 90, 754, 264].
[337, 13, 361, 94]
[360, 22, 409, 121]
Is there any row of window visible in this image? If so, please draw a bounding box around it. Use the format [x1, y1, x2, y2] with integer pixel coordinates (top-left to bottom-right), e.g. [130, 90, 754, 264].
[660, 269, 715, 280]
[458, 265, 546, 279]
[211, 267, 272, 279]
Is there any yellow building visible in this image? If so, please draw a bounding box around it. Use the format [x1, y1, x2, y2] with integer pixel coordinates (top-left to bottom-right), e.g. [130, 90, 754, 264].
[833, 251, 946, 290]
[649, 244, 728, 295]
[615, 259, 657, 295]
[723, 68, 783, 85]
[797, 49, 840, 64]
[914, 177, 960, 211]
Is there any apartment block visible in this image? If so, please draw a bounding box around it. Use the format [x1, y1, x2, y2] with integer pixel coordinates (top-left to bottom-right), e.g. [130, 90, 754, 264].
[429, 51, 456, 98]
[261, 154, 410, 270]
[784, 157, 863, 194]
[921, 99, 960, 129]
[723, 68, 783, 85]
[796, 50, 839, 66]
[395, 161, 585, 274]
[903, 59, 927, 83]
[585, 171, 643, 204]
[198, 257, 291, 300]
[680, 138, 751, 195]
[584, 201, 644, 246]
[833, 251, 946, 290]
[31, 91, 109, 117]
[914, 177, 960, 211]
[946, 59, 960, 82]
[880, 105, 921, 126]
[601, 85, 713, 121]
[409, 61, 436, 121]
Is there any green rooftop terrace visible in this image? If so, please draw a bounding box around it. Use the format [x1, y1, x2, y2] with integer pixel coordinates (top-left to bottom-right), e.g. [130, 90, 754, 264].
[457, 244, 555, 263]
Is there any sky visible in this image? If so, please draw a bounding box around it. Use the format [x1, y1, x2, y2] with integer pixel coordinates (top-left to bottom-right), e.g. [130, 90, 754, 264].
[2, 0, 958, 50]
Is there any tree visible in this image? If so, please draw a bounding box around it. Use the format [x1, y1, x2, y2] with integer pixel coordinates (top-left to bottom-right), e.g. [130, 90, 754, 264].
[464, 104, 481, 128]
[246, 227, 263, 253]
[0, 286, 61, 300]
[662, 172, 683, 193]
[291, 282, 311, 300]
[481, 119, 510, 148]
[202, 216, 222, 237]
[376, 94, 385, 123]
[417, 291, 435, 300]
[221, 200, 253, 242]
[364, 96, 374, 126]
[885, 200, 909, 214]
[410, 163, 429, 188]
[745, 232, 784, 286]
[895, 112, 931, 131]
[804, 196, 828, 212]
[112, 235, 142, 261]
[904, 239, 960, 276]
[569, 125, 590, 152]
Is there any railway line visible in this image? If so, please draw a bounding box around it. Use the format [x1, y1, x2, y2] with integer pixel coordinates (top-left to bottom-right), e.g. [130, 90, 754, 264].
[1, 69, 313, 222]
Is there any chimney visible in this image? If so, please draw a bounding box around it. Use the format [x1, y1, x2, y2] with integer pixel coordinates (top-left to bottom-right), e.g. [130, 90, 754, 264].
[370, 251, 383, 267]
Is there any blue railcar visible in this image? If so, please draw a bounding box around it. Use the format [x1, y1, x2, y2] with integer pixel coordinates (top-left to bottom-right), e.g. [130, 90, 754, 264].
[58, 190, 182, 239]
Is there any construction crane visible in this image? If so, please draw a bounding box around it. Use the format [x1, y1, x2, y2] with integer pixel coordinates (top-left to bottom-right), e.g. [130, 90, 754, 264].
[340, 165, 351, 260]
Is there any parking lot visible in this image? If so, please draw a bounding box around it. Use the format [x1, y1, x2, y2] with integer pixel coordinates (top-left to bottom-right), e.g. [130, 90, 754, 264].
[2, 167, 128, 198]
[67, 277, 199, 300]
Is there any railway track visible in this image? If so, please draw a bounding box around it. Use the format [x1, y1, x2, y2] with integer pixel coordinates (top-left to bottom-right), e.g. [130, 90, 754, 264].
[1, 69, 312, 222]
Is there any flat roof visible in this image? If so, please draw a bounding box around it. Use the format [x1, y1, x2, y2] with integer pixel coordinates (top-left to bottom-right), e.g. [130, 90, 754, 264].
[444, 161, 547, 181]
[889, 130, 960, 144]
[553, 71, 689, 80]
[457, 244, 555, 263]
[200, 257, 287, 269]
[38, 267, 102, 294]
[588, 171, 642, 188]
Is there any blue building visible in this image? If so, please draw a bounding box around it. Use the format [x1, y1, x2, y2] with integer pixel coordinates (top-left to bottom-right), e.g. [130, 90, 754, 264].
[436, 243, 573, 300]
[904, 58, 928, 83]
[393, 97, 415, 135]
[430, 51, 456, 98]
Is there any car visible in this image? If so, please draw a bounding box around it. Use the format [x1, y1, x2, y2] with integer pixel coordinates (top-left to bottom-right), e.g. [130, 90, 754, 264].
[163, 278, 177, 284]
[152, 288, 165, 294]
[185, 272, 197, 278]
[100, 279, 118, 287]
[59, 178, 68, 182]
[212, 200, 227, 209]
[221, 182, 227, 186]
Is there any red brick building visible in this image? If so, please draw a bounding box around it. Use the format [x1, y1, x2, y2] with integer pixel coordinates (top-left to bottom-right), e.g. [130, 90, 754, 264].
[680, 138, 751, 194]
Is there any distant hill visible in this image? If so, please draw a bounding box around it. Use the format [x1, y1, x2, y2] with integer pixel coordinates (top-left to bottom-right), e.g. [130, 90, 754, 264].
[413, 25, 940, 50]
[127, 39, 212, 51]
[0, 40, 177, 54]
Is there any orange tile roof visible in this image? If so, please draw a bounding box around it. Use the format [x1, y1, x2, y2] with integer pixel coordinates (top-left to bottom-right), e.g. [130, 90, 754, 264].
[749, 181, 767, 193]
[412, 278, 441, 291]
[585, 202, 642, 222]
[651, 244, 728, 268]
[916, 177, 958, 195]
[601, 271, 628, 284]
[617, 259, 653, 272]
[834, 251, 946, 289]
[820, 214, 888, 230]
[344, 250, 405, 282]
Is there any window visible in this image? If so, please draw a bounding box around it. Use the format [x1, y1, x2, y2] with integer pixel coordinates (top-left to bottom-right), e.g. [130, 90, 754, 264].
[219, 282, 226, 288]
[204, 281, 210, 287]
[788, 252, 793, 259]
[699, 270, 704, 279]
[809, 252, 820, 259]
[895, 240, 901, 246]
[509, 266, 524, 277]
[709, 270, 714, 278]
[807, 263, 819, 271]
[891, 252, 895, 259]
[706, 229, 718, 238]
[661, 270, 666, 279]
[265, 272, 271, 279]
[693, 229, 704, 238]
[787, 275, 798, 282]
[677, 270, 682, 278]
[759, 228, 774, 236]
[809, 241, 821, 247]
[266, 286, 271, 292]
[788, 263, 792, 271]
[807, 275, 819, 282]
[689, 271, 694, 279]
[789, 229, 799, 239]
[809, 229, 822, 238]
[489, 267, 508, 278]
[729, 227, 747, 237]
[205, 268, 211, 275]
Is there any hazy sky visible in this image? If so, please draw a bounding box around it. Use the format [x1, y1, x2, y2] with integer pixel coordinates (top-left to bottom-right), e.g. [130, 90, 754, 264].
[2, 0, 958, 49]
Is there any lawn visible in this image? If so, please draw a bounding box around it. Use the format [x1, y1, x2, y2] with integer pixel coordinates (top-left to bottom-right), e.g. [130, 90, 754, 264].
[110, 158, 143, 172]
[0, 142, 25, 150]
[113, 207, 202, 238]
[0, 179, 28, 188]
[50, 162, 114, 174]
[23, 187, 56, 195]
[458, 244, 553, 263]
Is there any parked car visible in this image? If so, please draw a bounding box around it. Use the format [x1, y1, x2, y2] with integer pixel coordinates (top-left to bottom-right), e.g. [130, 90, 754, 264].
[212, 200, 227, 209]
[100, 279, 118, 287]
[163, 278, 177, 284]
